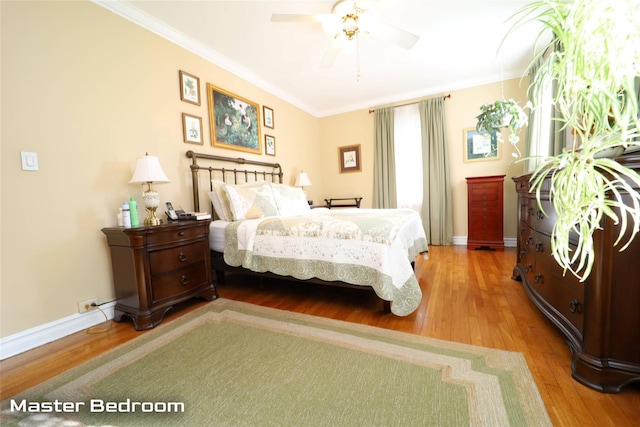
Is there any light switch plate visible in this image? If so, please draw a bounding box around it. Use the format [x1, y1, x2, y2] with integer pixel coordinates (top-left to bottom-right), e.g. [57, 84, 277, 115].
[21, 151, 39, 171]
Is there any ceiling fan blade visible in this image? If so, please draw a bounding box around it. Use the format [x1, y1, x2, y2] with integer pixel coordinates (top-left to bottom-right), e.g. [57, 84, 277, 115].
[374, 23, 420, 50]
[270, 13, 330, 23]
[320, 38, 342, 68]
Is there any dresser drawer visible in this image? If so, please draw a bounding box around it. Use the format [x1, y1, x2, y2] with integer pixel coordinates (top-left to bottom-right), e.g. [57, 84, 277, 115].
[149, 241, 206, 274]
[151, 262, 208, 302]
[470, 204, 500, 215]
[145, 224, 205, 246]
[530, 232, 585, 334]
[470, 188, 500, 202]
[521, 196, 555, 235]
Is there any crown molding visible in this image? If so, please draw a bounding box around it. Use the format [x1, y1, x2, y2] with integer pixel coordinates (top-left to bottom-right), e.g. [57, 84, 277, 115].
[91, 0, 320, 117]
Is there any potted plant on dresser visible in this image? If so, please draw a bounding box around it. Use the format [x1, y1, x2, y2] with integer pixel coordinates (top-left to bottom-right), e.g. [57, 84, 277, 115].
[506, 0, 640, 393]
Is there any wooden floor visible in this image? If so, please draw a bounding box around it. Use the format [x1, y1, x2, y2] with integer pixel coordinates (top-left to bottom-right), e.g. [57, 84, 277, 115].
[1, 246, 638, 425]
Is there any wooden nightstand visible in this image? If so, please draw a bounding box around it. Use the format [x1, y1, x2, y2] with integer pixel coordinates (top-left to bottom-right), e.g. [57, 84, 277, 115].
[101, 220, 217, 330]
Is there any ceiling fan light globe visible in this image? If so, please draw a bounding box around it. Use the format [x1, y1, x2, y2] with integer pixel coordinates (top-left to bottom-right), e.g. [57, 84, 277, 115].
[342, 14, 359, 38]
[343, 37, 357, 53]
[333, 33, 349, 47]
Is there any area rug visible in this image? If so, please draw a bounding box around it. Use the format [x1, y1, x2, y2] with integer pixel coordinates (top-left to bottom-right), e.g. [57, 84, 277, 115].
[1, 299, 550, 426]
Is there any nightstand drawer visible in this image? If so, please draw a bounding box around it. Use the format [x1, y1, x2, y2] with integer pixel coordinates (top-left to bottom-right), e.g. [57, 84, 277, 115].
[145, 224, 205, 246]
[151, 262, 208, 302]
[149, 241, 206, 274]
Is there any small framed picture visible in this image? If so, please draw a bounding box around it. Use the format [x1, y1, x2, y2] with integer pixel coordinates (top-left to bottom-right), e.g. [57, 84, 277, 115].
[463, 127, 500, 162]
[265, 134, 276, 156]
[263, 106, 274, 129]
[179, 70, 200, 106]
[182, 113, 203, 144]
[338, 144, 361, 173]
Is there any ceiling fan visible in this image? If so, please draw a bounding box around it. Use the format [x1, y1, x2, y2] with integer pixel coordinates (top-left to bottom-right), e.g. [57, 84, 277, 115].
[271, 0, 420, 68]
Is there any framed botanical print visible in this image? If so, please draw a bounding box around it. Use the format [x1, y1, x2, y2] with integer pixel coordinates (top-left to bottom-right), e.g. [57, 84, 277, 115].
[265, 135, 276, 156]
[207, 83, 261, 154]
[338, 144, 361, 173]
[182, 113, 203, 145]
[179, 70, 200, 106]
[263, 106, 274, 129]
[463, 127, 500, 162]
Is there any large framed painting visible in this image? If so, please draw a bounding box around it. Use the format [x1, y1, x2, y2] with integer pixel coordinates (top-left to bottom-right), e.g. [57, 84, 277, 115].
[207, 83, 261, 154]
[463, 127, 500, 162]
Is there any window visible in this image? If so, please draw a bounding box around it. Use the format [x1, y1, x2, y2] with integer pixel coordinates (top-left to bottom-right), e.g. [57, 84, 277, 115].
[527, 73, 554, 172]
[393, 103, 423, 212]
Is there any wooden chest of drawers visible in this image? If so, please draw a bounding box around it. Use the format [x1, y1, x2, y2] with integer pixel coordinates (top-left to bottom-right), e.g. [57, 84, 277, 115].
[102, 221, 217, 330]
[513, 164, 640, 392]
[466, 175, 505, 250]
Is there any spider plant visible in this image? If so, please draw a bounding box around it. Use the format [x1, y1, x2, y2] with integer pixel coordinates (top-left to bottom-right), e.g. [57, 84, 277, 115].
[476, 99, 529, 156]
[513, 0, 640, 281]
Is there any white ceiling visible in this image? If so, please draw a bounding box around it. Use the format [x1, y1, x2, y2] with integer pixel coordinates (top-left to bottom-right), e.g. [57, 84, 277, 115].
[95, 1, 542, 117]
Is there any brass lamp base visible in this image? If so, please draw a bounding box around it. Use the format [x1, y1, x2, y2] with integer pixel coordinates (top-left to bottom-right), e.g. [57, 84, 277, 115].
[144, 207, 162, 226]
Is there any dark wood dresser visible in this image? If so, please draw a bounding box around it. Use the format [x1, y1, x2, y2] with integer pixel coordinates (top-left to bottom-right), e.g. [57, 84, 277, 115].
[512, 155, 640, 392]
[102, 220, 217, 330]
[466, 175, 505, 250]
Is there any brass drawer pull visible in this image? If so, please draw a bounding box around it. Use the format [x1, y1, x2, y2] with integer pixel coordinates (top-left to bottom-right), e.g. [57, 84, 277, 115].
[178, 252, 187, 262]
[178, 231, 185, 237]
[535, 242, 544, 252]
[534, 273, 544, 284]
[180, 275, 189, 286]
[536, 210, 545, 220]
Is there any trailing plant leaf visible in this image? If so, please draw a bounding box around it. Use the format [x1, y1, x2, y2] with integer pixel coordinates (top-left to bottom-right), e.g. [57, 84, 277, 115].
[476, 99, 529, 157]
[510, 0, 640, 281]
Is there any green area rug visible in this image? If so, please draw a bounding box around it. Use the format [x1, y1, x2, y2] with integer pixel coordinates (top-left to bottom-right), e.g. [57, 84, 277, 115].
[1, 299, 550, 426]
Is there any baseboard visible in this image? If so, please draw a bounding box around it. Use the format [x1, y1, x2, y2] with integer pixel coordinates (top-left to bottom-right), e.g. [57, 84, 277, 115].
[452, 236, 467, 246]
[0, 302, 116, 360]
[504, 237, 517, 248]
[452, 236, 517, 248]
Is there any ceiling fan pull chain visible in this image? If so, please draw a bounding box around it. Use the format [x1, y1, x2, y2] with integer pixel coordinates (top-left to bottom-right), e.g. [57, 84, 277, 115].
[356, 32, 361, 81]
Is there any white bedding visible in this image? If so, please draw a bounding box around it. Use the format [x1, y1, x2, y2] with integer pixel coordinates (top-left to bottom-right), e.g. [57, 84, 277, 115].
[209, 220, 229, 252]
[220, 208, 429, 316]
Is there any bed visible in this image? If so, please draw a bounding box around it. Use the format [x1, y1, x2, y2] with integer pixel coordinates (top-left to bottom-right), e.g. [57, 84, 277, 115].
[186, 150, 429, 316]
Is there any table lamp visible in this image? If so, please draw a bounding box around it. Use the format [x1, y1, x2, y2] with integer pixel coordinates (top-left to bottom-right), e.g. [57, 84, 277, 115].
[294, 171, 312, 205]
[129, 153, 170, 225]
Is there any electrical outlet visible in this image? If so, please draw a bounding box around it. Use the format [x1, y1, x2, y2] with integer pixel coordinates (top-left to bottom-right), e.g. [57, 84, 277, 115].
[78, 297, 98, 313]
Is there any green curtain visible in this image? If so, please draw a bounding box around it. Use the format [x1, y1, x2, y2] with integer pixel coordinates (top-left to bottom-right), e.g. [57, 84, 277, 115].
[373, 107, 397, 208]
[419, 98, 453, 245]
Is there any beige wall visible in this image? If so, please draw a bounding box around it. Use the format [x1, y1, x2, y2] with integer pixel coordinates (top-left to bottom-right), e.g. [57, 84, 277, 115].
[1, 0, 529, 339]
[0, 1, 321, 337]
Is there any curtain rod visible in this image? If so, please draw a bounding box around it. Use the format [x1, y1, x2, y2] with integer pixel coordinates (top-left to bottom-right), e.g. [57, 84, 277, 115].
[368, 94, 451, 114]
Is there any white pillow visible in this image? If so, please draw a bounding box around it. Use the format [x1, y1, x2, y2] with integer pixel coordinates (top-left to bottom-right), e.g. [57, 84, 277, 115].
[209, 180, 233, 221]
[270, 183, 310, 216]
[224, 182, 279, 221]
[214, 181, 279, 221]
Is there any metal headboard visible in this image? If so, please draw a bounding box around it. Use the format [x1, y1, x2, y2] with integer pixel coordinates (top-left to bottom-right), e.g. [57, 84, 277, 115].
[186, 150, 283, 212]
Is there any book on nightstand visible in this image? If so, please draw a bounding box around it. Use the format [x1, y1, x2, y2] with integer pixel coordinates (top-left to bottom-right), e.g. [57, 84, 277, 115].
[177, 212, 211, 221]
